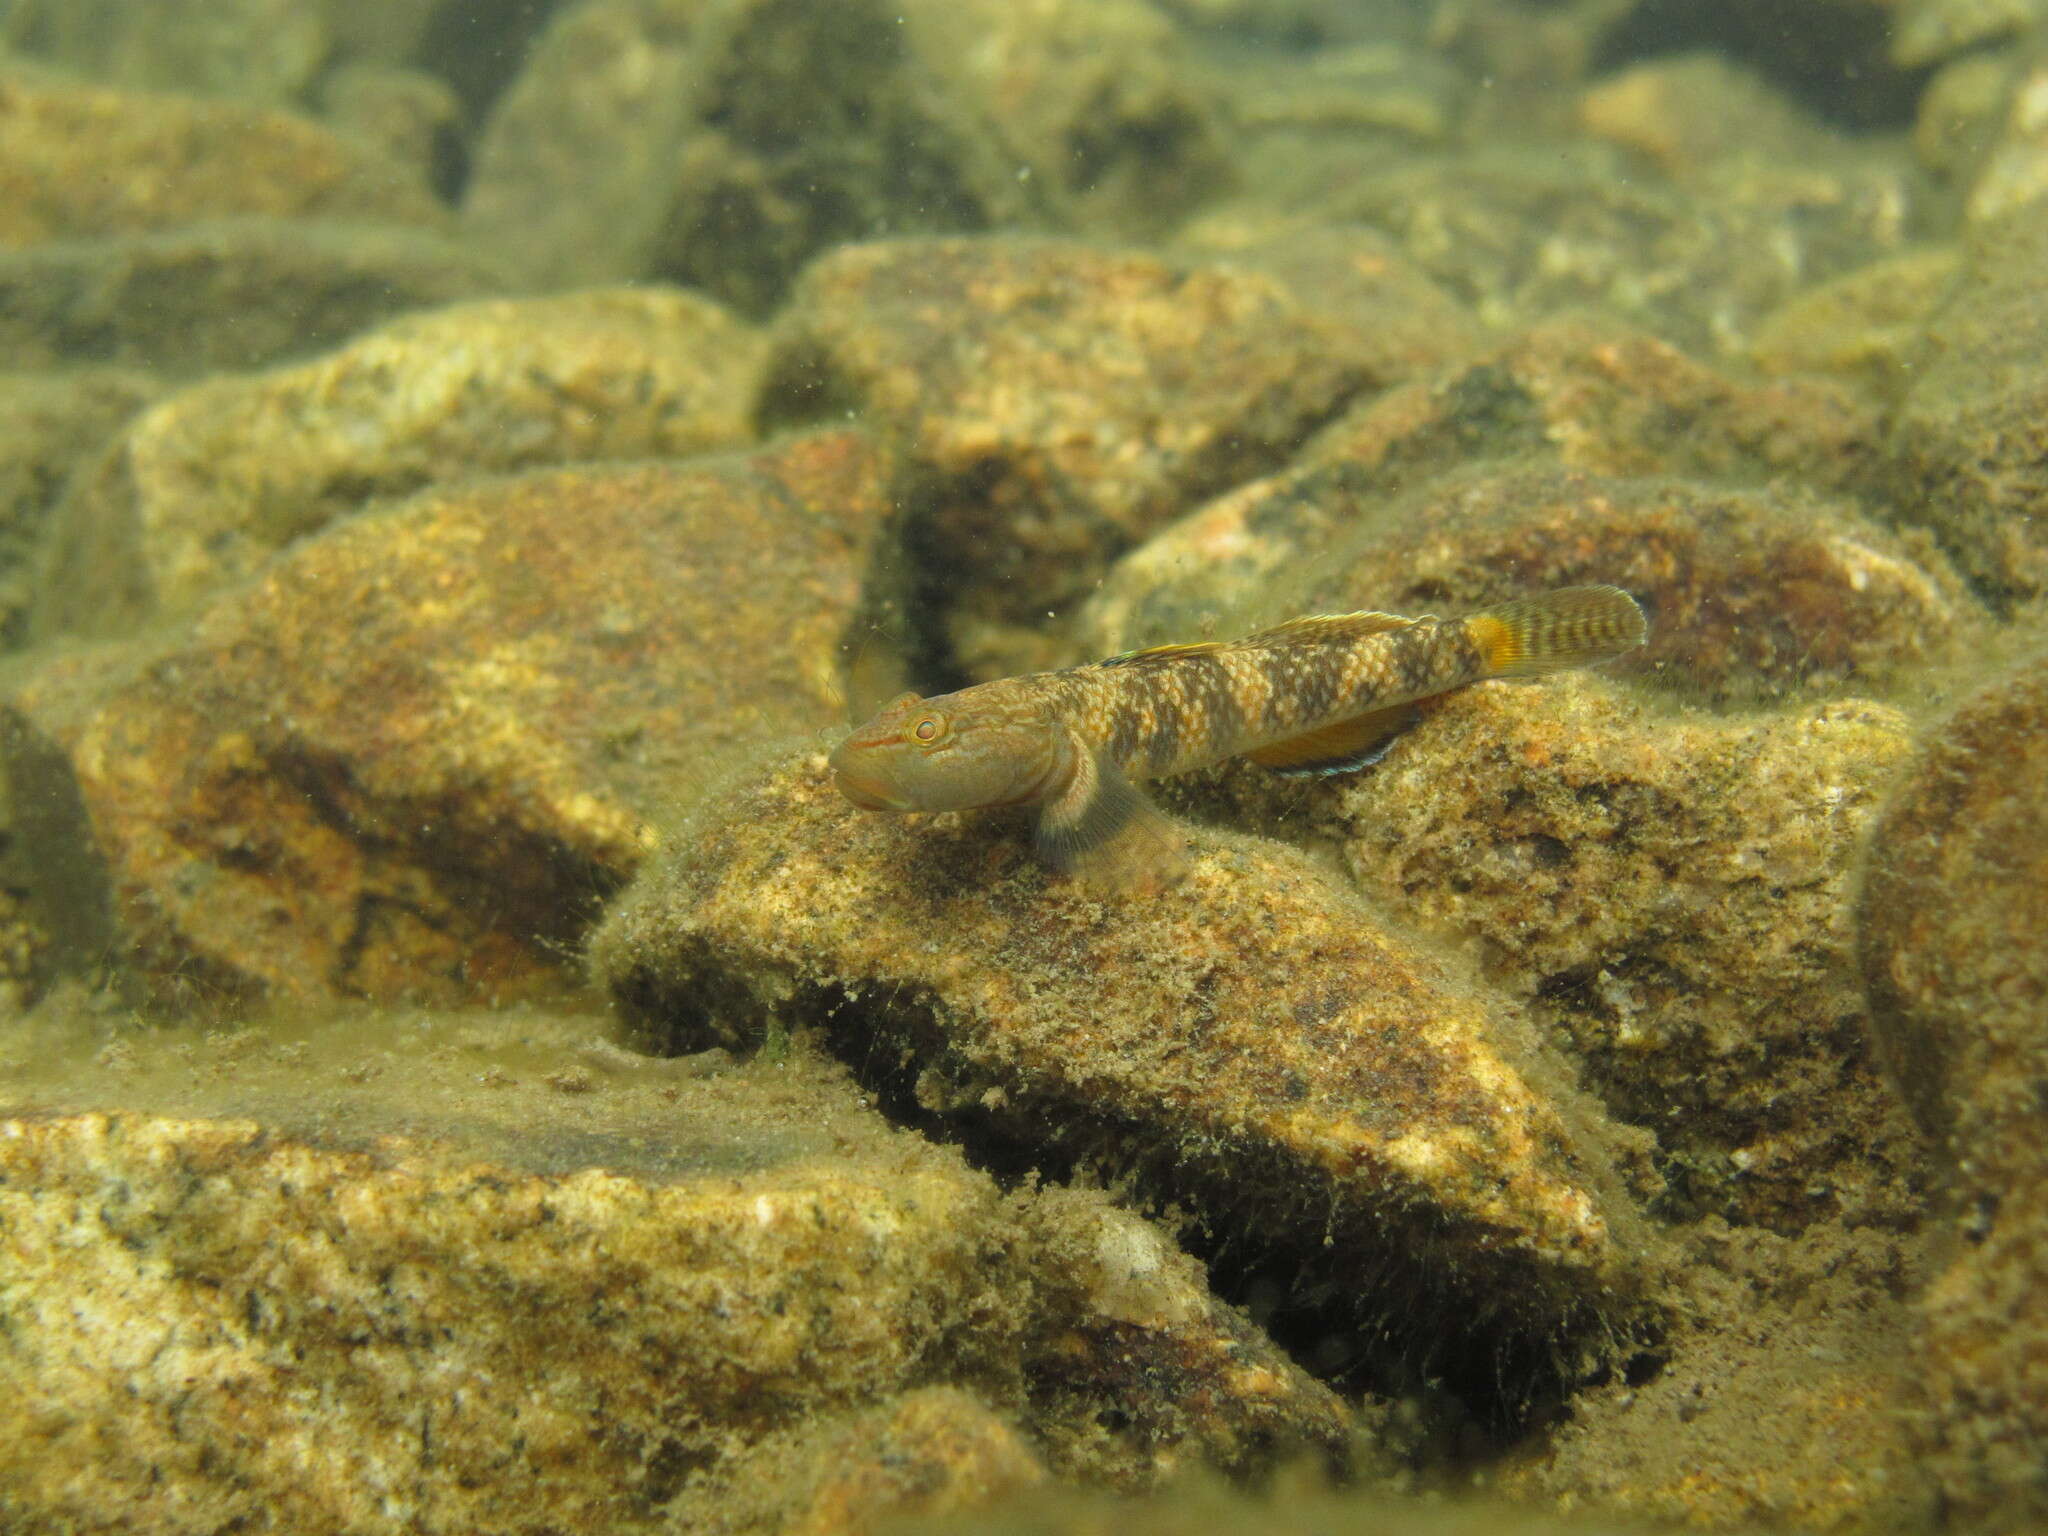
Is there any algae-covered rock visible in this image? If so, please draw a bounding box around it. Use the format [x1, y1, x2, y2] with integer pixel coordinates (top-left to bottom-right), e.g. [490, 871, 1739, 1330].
[1860, 647, 2048, 1529]
[763, 237, 1370, 678]
[0, 218, 512, 375]
[39, 286, 767, 634]
[0, 66, 444, 248]
[0, 368, 157, 648]
[594, 746, 1665, 1408]
[3, 435, 889, 1011]
[464, 0, 1230, 313]
[1295, 679, 1926, 1230]
[0, 1006, 1351, 1532]
[1891, 200, 2048, 607]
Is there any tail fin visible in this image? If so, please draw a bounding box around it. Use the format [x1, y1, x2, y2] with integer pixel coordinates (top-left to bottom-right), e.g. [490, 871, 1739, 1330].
[1466, 585, 1648, 678]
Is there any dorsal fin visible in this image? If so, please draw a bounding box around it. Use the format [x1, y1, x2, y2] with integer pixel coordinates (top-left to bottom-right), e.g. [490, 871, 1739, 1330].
[1245, 701, 1418, 776]
[1239, 610, 1420, 649]
[1101, 639, 1225, 669]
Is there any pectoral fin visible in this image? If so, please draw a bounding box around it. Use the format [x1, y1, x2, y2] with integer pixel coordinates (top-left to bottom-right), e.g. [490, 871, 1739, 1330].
[1245, 702, 1418, 777]
[1035, 743, 1188, 894]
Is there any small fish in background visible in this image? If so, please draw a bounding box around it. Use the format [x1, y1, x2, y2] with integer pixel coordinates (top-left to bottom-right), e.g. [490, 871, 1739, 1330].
[830, 585, 1648, 889]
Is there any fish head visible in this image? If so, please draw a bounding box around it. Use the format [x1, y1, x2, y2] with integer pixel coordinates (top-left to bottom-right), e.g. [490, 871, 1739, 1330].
[830, 687, 1064, 813]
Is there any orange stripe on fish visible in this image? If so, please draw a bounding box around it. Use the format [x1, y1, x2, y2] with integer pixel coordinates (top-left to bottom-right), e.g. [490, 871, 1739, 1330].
[830, 585, 1647, 888]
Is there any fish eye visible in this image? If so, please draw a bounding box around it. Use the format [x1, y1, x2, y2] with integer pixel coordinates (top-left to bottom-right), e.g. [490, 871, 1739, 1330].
[911, 713, 946, 745]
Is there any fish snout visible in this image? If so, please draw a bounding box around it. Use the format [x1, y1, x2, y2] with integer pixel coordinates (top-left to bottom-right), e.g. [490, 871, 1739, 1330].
[829, 741, 914, 812]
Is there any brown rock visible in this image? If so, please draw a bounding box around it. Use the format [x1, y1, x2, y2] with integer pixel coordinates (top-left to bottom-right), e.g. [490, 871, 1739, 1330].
[1279, 678, 1927, 1231]
[38, 287, 767, 635]
[762, 237, 1370, 677]
[3, 435, 889, 1011]
[1860, 647, 2048, 1528]
[0, 217, 512, 376]
[593, 746, 1664, 1407]
[1892, 199, 2048, 609]
[0, 1006, 1352, 1531]
[0, 67, 444, 248]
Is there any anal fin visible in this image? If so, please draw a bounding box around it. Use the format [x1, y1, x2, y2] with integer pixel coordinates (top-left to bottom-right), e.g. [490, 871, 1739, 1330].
[1035, 744, 1188, 895]
[1245, 701, 1418, 777]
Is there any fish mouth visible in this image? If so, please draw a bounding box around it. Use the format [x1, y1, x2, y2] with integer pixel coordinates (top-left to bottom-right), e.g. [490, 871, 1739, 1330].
[829, 749, 913, 812]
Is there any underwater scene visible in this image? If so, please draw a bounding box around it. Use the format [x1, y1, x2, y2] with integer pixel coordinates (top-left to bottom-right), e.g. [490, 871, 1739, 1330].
[1, 0, 2045, 1530]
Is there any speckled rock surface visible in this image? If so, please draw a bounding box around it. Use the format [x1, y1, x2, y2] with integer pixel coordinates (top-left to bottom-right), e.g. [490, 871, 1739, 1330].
[1256, 679, 1928, 1231]
[762, 237, 1371, 678]
[1860, 647, 2048, 1528]
[0, 218, 511, 375]
[594, 747, 1666, 1405]
[39, 287, 766, 634]
[464, 0, 1229, 313]
[2, 434, 888, 1011]
[0, 367, 157, 648]
[0, 66, 443, 248]
[0, 1006, 1352, 1533]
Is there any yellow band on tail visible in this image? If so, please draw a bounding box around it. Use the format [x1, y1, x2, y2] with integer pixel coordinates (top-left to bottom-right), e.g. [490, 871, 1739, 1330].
[1467, 585, 1649, 677]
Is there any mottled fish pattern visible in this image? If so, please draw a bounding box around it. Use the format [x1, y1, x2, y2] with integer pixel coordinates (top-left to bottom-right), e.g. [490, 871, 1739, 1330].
[831, 585, 1647, 881]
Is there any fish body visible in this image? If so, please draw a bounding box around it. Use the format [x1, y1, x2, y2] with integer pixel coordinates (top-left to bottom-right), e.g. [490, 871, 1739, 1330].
[831, 585, 1647, 880]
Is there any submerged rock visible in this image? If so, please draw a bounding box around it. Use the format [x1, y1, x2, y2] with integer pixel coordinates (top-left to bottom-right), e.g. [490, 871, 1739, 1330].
[0, 218, 511, 375]
[1891, 201, 2048, 607]
[0, 1007, 1351, 1531]
[1860, 646, 2048, 1529]
[3, 434, 889, 1011]
[1303, 679, 1926, 1231]
[0, 367, 157, 648]
[1078, 319, 1970, 709]
[763, 237, 1371, 678]
[594, 746, 1667, 1410]
[464, 0, 1231, 313]
[0, 66, 444, 248]
[39, 286, 766, 634]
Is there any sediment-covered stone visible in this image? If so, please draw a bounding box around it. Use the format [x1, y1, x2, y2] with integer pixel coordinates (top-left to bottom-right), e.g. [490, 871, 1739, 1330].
[0, 1007, 1352, 1533]
[39, 286, 766, 633]
[0, 218, 511, 375]
[0, 66, 443, 248]
[1860, 646, 2048, 1529]
[763, 237, 1370, 677]
[464, 0, 1230, 312]
[1275, 678, 1926, 1230]
[594, 746, 1665, 1402]
[3, 435, 889, 1010]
